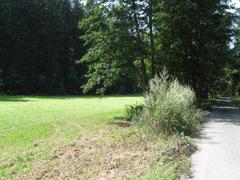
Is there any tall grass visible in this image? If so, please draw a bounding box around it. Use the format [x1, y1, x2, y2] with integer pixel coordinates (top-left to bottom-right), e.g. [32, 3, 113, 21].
[126, 71, 205, 136]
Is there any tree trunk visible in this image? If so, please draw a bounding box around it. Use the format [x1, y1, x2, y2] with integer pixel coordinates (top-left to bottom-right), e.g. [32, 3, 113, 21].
[132, 0, 148, 91]
[148, 0, 155, 78]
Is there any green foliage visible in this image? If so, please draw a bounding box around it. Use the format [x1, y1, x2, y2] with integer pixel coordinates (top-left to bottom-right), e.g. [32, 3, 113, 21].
[80, 2, 140, 94]
[157, 0, 235, 97]
[232, 96, 240, 106]
[79, 0, 235, 96]
[0, 0, 86, 95]
[232, 12, 240, 95]
[125, 103, 144, 122]
[142, 71, 205, 136]
[196, 98, 216, 111]
[0, 0, 237, 96]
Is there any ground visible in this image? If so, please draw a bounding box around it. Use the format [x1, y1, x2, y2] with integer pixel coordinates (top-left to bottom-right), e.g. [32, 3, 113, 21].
[16, 125, 160, 179]
[190, 97, 240, 180]
[0, 95, 142, 178]
[0, 95, 193, 179]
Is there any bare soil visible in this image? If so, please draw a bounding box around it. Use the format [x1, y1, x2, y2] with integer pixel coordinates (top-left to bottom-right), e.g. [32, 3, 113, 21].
[16, 124, 159, 179]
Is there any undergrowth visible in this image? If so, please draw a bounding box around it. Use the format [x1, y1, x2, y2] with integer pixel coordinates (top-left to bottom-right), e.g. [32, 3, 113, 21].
[126, 70, 205, 136]
[132, 133, 196, 180]
[232, 96, 240, 106]
[125, 71, 206, 179]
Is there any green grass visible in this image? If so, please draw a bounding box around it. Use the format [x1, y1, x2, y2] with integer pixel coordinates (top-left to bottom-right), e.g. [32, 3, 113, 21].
[0, 95, 142, 178]
[134, 155, 191, 180]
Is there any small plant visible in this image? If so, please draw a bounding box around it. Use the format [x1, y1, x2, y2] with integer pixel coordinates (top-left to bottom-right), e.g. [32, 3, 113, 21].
[196, 97, 215, 110]
[125, 104, 144, 121]
[161, 134, 196, 160]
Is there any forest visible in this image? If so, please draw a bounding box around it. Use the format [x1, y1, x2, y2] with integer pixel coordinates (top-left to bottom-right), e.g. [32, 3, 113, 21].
[0, 0, 239, 98]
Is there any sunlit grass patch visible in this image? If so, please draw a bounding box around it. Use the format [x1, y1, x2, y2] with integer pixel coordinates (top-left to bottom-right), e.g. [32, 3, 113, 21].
[0, 95, 142, 178]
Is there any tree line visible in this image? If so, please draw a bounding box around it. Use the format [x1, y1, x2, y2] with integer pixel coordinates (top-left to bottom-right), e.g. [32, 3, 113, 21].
[0, 0, 239, 97]
[0, 0, 86, 94]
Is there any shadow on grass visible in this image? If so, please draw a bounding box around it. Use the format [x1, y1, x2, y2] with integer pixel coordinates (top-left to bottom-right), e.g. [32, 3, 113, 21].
[33, 94, 142, 99]
[0, 94, 143, 102]
[0, 96, 29, 102]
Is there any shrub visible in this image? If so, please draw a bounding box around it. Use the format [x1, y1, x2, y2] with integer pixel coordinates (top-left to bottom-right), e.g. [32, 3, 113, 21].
[196, 98, 215, 110]
[142, 70, 205, 136]
[125, 103, 144, 121]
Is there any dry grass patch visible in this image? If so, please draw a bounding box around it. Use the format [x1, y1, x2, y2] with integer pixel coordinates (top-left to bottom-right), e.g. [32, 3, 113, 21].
[16, 124, 159, 179]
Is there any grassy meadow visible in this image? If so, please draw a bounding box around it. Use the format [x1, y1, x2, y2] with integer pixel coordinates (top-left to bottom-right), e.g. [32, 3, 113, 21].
[0, 95, 142, 178]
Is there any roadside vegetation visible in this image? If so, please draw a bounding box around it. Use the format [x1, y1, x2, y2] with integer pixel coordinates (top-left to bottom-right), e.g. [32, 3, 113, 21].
[126, 72, 206, 135]
[232, 96, 240, 107]
[0, 73, 207, 179]
[124, 72, 206, 179]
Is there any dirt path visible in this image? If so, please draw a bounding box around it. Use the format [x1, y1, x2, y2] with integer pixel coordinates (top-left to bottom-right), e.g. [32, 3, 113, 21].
[190, 97, 240, 180]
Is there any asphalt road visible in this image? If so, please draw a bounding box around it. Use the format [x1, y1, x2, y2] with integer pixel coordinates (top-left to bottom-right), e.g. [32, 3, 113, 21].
[190, 97, 240, 180]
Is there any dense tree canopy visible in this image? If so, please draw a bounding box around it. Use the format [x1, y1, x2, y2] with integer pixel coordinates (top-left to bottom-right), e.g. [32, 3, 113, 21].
[80, 0, 235, 97]
[0, 0, 86, 94]
[0, 0, 239, 97]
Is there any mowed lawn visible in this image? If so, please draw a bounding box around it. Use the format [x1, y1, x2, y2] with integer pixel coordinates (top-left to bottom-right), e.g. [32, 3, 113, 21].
[0, 95, 142, 178]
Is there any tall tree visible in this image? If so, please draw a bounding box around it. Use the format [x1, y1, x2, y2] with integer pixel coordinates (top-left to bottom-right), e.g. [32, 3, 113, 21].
[0, 0, 86, 95]
[157, 0, 234, 97]
[81, 0, 144, 94]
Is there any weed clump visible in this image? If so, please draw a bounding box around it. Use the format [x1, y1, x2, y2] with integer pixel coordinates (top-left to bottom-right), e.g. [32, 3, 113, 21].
[125, 104, 144, 122]
[126, 70, 205, 136]
[161, 134, 196, 160]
